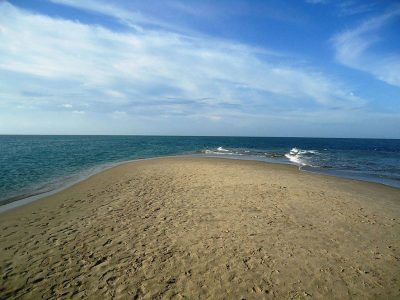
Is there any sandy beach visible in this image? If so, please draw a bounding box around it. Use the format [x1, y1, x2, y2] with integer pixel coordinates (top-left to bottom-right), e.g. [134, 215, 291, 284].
[1, 157, 399, 299]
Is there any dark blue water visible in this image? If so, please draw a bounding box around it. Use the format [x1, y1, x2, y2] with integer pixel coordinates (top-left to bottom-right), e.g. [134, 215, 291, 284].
[1, 135, 399, 207]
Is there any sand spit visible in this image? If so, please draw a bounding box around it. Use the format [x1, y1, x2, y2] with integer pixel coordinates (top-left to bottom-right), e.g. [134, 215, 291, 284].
[1, 157, 399, 299]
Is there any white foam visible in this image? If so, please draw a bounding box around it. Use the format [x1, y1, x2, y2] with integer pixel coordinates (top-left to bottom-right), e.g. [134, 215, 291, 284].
[285, 152, 306, 165]
[289, 147, 299, 155]
[205, 149, 234, 155]
[217, 146, 229, 152]
[285, 147, 318, 166]
[300, 149, 319, 155]
[204, 147, 245, 156]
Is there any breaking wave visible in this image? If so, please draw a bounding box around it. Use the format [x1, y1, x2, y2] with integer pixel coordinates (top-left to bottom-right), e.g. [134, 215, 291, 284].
[200, 146, 285, 158]
[284, 147, 320, 166]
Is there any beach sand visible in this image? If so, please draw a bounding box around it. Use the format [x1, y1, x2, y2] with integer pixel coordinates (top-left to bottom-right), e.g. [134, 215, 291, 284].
[1, 157, 399, 299]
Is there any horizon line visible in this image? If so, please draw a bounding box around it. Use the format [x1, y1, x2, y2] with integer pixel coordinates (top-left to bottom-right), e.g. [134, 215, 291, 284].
[0, 134, 399, 140]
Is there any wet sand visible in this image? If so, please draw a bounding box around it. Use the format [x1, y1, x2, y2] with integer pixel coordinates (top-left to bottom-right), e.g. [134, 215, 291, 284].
[1, 157, 399, 299]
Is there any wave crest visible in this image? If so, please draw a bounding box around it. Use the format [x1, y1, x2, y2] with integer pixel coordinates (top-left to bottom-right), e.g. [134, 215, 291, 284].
[285, 147, 319, 166]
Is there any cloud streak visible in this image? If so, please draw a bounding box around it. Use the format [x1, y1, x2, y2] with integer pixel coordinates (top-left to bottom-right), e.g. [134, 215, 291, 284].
[0, 2, 362, 111]
[3, 1, 390, 136]
[332, 7, 400, 87]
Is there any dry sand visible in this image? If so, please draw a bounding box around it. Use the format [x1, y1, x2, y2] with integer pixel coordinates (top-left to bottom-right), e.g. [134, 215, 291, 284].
[1, 157, 399, 299]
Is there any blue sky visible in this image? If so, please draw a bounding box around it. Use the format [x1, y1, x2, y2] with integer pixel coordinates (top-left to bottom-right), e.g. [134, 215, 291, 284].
[0, 0, 399, 137]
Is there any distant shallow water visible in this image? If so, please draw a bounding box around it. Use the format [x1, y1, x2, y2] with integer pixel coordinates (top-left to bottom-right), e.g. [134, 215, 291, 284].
[1, 135, 399, 211]
[197, 144, 400, 188]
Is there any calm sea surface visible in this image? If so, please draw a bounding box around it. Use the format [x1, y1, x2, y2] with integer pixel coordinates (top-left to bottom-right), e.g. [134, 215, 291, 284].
[1, 135, 399, 208]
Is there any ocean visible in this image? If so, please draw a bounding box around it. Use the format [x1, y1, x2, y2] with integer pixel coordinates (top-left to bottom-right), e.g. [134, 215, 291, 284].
[1, 135, 399, 210]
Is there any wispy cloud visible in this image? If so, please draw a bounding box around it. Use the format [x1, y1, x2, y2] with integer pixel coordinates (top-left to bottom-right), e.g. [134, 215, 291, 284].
[48, 0, 148, 26]
[50, 0, 307, 29]
[47, 0, 201, 35]
[336, 1, 377, 16]
[0, 2, 363, 109]
[332, 7, 400, 87]
[0, 1, 377, 135]
[305, 0, 378, 17]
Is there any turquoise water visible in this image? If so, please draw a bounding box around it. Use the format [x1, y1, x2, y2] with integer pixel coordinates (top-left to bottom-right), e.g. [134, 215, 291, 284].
[1, 135, 399, 207]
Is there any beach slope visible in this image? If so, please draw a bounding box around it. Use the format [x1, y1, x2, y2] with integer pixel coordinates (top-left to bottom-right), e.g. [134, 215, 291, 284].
[1, 157, 399, 299]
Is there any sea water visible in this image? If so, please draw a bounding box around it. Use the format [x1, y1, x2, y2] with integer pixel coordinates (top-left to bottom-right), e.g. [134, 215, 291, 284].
[0, 135, 399, 209]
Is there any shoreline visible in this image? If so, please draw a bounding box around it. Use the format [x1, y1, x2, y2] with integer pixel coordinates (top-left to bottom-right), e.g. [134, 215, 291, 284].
[1, 156, 399, 298]
[1, 154, 399, 215]
[0, 155, 180, 214]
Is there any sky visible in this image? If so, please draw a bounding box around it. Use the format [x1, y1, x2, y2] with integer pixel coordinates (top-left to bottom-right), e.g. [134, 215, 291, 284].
[0, 0, 399, 138]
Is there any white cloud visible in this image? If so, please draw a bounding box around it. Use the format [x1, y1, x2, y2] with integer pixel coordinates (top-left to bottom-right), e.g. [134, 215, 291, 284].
[0, 2, 363, 112]
[332, 8, 400, 87]
[336, 1, 377, 16]
[47, 0, 193, 34]
[48, 0, 145, 24]
[0, 1, 376, 137]
[305, 0, 377, 16]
